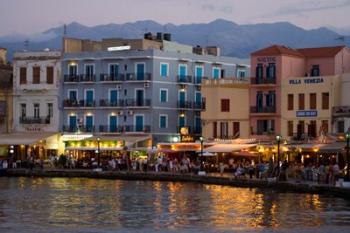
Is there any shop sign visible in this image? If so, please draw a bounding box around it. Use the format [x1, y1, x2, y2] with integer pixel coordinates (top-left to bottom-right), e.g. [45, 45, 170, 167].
[61, 134, 93, 141]
[181, 135, 194, 143]
[289, 77, 324, 85]
[257, 57, 276, 63]
[296, 110, 317, 117]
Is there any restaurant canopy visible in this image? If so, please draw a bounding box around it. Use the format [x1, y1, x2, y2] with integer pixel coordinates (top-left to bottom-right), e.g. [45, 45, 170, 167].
[0, 132, 57, 145]
[204, 143, 257, 153]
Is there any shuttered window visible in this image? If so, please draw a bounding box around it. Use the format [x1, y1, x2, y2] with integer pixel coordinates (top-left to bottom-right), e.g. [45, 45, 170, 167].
[322, 92, 329, 110]
[221, 99, 230, 112]
[288, 94, 294, 110]
[46, 66, 54, 84]
[20, 67, 27, 84]
[298, 94, 305, 110]
[310, 93, 316, 110]
[33, 66, 40, 84]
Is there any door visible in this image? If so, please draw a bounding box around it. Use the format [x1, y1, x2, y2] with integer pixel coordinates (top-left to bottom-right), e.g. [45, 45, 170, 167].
[69, 90, 77, 101]
[178, 116, 185, 128]
[233, 122, 240, 138]
[136, 63, 145, 80]
[308, 121, 317, 138]
[257, 92, 263, 112]
[135, 115, 144, 132]
[179, 91, 186, 108]
[110, 64, 119, 78]
[109, 115, 117, 132]
[85, 115, 93, 132]
[86, 90, 94, 106]
[195, 67, 203, 84]
[136, 89, 144, 106]
[297, 121, 305, 140]
[195, 117, 201, 134]
[69, 115, 77, 132]
[179, 65, 187, 81]
[110, 90, 118, 106]
[195, 92, 202, 109]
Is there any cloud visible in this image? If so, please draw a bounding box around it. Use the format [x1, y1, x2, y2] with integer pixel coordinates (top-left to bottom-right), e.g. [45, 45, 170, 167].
[275, 0, 350, 16]
[202, 3, 233, 14]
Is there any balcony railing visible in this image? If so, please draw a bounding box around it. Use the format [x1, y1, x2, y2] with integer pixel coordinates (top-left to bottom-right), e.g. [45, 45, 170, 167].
[250, 106, 276, 113]
[193, 102, 204, 110]
[125, 99, 151, 107]
[99, 99, 124, 107]
[63, 75, 79, 82]
[99, 125, 124, 133]
[333, 106, 350, 117]
[250, 77, 276, 85]
[125, 73, 152, 81]
[100, 73, 125, 82]
[63, 99, 95, 108]
[177, 75, 192, 84]
[62, 125, 95, 133]
[80, 74, 96, 82]
[124, 125, 151, 133]
[63, 74, 96, 83]
[20, 117, 50, 124]
[177, 101, 192, 109]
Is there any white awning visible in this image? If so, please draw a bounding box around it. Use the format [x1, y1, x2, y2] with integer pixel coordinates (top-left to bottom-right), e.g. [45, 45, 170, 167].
[0, 132, 58, 145]
[204, 144, 257, 153]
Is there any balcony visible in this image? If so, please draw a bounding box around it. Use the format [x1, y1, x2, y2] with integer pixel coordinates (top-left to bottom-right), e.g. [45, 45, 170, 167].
[125, 99, 151, 107]
[63, 75, 79, 83]
[124, 125, 151, 133]
[63, 99, 95, 108]
[250, 106, 276, 114]
[62, 125, 95, 133]
[250, 77, 276, 85]
[193, 126, 201, 135]
[80, 74, 96, 82]
[125, 73, 151, 81]
[193, 102, 204, 110]
[333, 106, 350, 117]
[20, 117, 50, 124]
[100, 73, 125, 82]
[177, 101, 192, 109]
[177, 75, 192, 84]
[99, 99, 124, 107]
[99, 125, 124, 133]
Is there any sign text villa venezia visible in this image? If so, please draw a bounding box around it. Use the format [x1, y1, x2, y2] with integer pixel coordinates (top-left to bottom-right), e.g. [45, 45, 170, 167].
[289, 77, 324, 85]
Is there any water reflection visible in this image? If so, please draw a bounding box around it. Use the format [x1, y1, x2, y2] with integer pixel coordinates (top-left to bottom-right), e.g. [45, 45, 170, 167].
[0, 177, 350, 232]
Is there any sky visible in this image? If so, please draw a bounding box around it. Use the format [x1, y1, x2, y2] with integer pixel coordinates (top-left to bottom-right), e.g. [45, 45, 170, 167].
[0, 0, 350, 36]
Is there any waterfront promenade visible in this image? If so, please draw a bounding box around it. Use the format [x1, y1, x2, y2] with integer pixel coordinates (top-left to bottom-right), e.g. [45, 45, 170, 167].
[4, 168, 350, 199]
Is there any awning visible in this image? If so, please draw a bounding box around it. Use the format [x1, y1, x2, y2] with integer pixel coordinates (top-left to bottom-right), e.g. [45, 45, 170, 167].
[65, 147, 123, 151]
[0, 132, 58, 145]
[204, 144, 257, 153]
[293, 142, 346, 152]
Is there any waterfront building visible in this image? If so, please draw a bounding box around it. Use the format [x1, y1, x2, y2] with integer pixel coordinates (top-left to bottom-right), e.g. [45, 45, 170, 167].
[60, 35, 247, 158]
[9, 51, 62, 160]
[201, 77, 250, 140]
[333, 73, 350, 135]
[0, 50, 13, 157]
[250, 45, 350, 140]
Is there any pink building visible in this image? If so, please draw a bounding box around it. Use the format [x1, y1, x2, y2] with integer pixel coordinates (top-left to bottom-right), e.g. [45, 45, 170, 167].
[249, 45, 350, 140]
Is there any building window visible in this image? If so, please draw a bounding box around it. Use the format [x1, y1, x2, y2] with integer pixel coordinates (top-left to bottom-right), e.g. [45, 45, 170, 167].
[109, 64, 119, 78]
[221, 99, 230, 112]
[160, 63, 169, 77]
[34, 103, 40, 118]
[266, 63, 276, 79]
[85, 64, 94, 77]
[160, 89, 168, 103]
[195, 66, 203, 84]
[20, 67, 27, 84]
[20, 104, 26, 118]
[159, 115, 168, 129]
[233, 122, 240, 138]
[220, 122, 228, 139]
[321, 120, 328, 134]
[337, 121, 345, 133]
[287, 121, 293, 137]
[298, 93, 305, 110]
[257, 120, 275, 135]
[310, 93, 317, 110]
[322, 92, 329, 110]
[47, 103, 53, 117]
[256, 63, 263, 79]
[69, 64, 77, 76]
[311, 65, 320, 77]
[212, 67, 220, 79]
[68, 90, 77, 101]
[288, 94, 294, 110]
[237, 69, 246, 78]
[178, 64, 187, 80]
[213, 122, 217, 138]
[32, 66, 40, 84]
[46, 66, 54, 84]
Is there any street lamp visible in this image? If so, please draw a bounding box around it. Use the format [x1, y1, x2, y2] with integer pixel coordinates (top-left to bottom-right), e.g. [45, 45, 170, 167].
[97, 137, 101, 168]
[276, 135, 282, 177]
[346, 132, 350, 181]
[199, 136, 204, 172]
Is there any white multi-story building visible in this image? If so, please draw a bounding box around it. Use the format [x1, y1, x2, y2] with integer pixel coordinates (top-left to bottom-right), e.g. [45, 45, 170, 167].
[11, 51, 62, 159]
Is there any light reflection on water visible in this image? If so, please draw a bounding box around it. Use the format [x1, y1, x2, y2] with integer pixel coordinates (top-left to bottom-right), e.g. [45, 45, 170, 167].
[0, 177, 350, 233]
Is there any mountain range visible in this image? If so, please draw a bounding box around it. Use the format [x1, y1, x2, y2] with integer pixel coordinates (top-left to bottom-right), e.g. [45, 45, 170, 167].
[0, 19, 349, 60]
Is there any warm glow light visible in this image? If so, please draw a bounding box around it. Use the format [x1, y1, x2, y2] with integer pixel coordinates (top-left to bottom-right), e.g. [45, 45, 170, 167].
[313, 148, 319, 153]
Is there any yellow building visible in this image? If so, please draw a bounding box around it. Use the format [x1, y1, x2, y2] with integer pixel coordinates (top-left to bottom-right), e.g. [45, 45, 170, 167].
[281, 75, 341, 140]
[201, 78, 250, 139]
